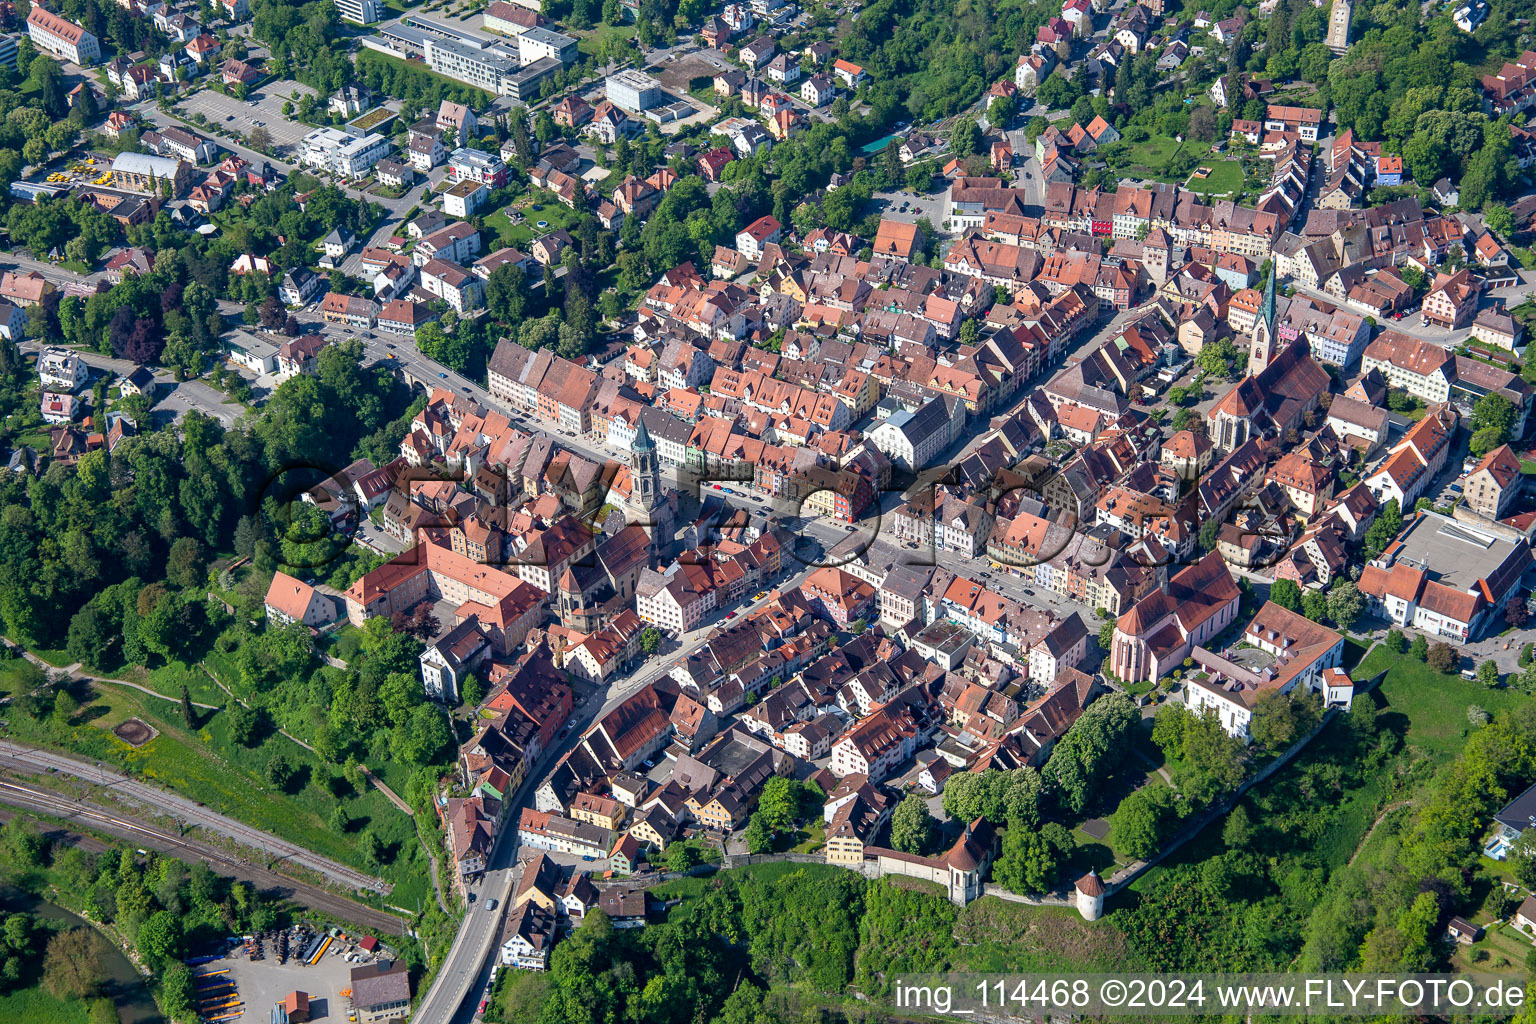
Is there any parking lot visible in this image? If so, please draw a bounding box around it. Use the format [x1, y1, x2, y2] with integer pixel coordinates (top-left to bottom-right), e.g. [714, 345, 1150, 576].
[179, 80, 316, 156]
[214, 940, 367, 1023]
[871, 188, 948, 229]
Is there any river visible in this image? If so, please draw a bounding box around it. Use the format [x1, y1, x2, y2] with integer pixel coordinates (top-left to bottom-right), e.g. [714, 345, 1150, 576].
[0, 886, 161, 1024]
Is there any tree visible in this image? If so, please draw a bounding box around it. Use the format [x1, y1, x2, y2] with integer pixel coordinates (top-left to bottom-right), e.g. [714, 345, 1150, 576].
[249, 126, 271, 151]
[1348, 694, 1378, 736]
[992, 822, 1073, 894]
[1043, 693, 1139, 814]
[1409, 634, 1429, 661]
[1426, 642, 1457, 674]
[1383, 629, 1406, 653]
[1222, 804, 1254, 848]
[42, 929, 105, 1000]
[179, 684, 195, 728]
[744, 815, 772, 853]
[1268, 578, 1301, 612]
[1325, 581, 1362, 631]
[135, 911, 183, 971]
[264, 752, 297, 791]
[227, 704, 263, 746]
[1098, 617, 1116, 651]
[755, 776, 801, 835]
[1111, 785, 1175, 860]
[461, 673, 485, 708]
[1250, 690, 1303, 753]
[1509, 828, 1536, 889]
[1478, 660, 1501, 689]
[1300, 589, 1329, 623]
[1198, 517, 1220, 552]
[1471, 426, 1506, 459]
[328, 805, 351, 834]
[665, 841, 700, 872]
[1487, 203, 1515, 239]
[950, 116, 981, 157]
[640, 627, 661, 655]
[889, 793, 936, 854]
[1363, 499, 1402, 556]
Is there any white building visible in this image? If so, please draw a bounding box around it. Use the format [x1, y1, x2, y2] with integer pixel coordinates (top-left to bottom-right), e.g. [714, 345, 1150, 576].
[866, 398, 953, 471]
[298, 126, 392, 177]
[264, 571, 338, 628]
[334, 0, 383, 24]
[27, 7, 99, 65]
[606, 69, 664, 112]
[517, 26, 576, 64]
[442, 179, 488, 217]
[39, 391, 79, 425]
[419, 259, 485, 312]
[37, 347, 87, 392]
[424, 36, 519, 95]
[1184, 602, 1345, 740]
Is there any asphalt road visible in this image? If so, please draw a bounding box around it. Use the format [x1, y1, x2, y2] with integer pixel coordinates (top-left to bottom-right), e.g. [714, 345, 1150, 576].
[0, 780, 407, 935]
[0, 741, 389, 894]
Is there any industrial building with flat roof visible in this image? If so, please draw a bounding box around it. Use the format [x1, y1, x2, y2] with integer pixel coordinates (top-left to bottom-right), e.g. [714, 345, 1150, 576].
[607, 69, 664, 112]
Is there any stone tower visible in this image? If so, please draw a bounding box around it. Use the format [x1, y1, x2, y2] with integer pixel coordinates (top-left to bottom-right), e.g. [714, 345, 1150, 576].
[1326, 0, 1352, 54]
[626, 418, 673, 558]
[1248, 269, 1277, 376]
[1075, 869, 1106, 921]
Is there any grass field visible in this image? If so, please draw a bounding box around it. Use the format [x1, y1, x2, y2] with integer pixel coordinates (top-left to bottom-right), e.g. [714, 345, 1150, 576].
[0, 986, 89, 1024]
[1110, 134, 1186, 177]
[575, 22, 637, 56]
[487, 189, 583, 250]
[0, 660, 432, 912]
[1355, 647, 1528, 764]
[1184, 160, 1244, 196]
[485, 208, 534, 248]
[951, 899, 1138, 972]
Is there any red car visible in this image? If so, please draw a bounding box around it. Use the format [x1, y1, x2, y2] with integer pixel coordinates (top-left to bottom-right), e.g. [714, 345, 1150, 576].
[479, 999, 488, 1014]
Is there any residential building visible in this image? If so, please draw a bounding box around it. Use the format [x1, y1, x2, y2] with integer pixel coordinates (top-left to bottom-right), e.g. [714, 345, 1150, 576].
[335, 0, 383, 22]
[420, 258, 485, 312]
[37, 347, 86, 392]
[27, 7, 99, 64]
[264, 571, 338, 628]
[298, 127, 392, 177]
[1463, 444, 1523, 521]
[735, 215, 782, 259]
[1185, 602, 1346, 739]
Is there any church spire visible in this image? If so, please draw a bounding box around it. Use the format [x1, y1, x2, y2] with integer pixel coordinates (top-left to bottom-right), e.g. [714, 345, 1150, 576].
[632, 416, 654, 454]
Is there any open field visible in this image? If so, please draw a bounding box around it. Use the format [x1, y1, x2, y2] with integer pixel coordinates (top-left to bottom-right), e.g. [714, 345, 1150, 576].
[1184, 160, 1243, 196]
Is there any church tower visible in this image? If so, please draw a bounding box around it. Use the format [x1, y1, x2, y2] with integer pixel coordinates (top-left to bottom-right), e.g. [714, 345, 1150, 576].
[625, 418, 673, 558]
[1326, 0, 1352, 54]
[1248, 269, 1277, 376]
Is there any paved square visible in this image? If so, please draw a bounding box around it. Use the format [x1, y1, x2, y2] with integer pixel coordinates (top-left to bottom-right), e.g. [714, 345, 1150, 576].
[179, 80, 316, 156]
